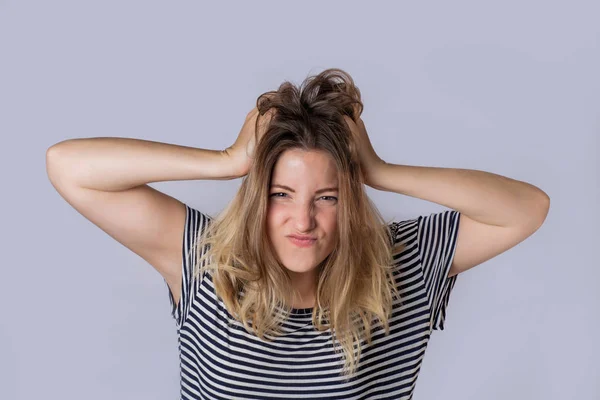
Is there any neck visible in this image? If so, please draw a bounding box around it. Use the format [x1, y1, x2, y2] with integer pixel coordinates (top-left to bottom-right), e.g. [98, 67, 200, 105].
[287, 269, 316, 308]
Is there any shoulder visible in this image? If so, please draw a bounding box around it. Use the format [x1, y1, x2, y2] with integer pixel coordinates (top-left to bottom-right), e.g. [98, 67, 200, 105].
[387, 217, 419, 248]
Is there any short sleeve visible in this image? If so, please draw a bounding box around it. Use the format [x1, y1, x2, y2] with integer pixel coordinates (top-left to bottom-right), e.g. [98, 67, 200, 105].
[164, 204, 212, 328]
[416, 210, 461, 331]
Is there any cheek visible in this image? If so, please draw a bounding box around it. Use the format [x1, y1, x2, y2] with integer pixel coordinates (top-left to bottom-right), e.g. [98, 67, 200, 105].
[266, 205, 285, 227]
[318, 214, 338, 244]
[266, 206, 286, 241]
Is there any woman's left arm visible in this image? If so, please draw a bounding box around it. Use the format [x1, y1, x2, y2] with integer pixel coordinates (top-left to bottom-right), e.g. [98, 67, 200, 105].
[367, 163, 550, 228]
[344, 115, 550, 276]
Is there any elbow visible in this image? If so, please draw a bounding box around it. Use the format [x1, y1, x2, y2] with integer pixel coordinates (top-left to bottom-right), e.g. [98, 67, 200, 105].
[46, 141, 73, 186]
[532, 191, 550, 230]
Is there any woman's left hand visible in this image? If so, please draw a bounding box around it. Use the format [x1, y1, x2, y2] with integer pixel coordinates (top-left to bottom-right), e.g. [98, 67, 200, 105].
[343, 114, 386, 185]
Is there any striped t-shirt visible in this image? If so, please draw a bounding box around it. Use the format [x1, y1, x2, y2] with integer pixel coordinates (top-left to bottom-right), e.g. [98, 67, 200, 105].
[165, 204, 461, 400]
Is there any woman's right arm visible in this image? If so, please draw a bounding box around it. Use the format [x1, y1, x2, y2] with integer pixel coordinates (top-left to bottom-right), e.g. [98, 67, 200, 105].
[46, 137, 240, 307]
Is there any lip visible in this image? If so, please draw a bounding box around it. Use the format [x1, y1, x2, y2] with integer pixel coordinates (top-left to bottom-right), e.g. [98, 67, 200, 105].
[288, 236, 317, 248]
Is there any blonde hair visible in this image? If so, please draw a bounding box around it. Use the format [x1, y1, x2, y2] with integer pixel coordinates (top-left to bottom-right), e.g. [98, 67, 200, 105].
[191, 68, 405, 380]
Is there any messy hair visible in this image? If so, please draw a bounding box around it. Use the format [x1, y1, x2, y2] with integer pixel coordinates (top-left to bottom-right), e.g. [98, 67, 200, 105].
[191, 68, 405, 380]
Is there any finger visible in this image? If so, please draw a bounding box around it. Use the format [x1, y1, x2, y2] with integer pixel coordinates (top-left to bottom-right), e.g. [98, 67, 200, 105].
[343, 115, 357, 130]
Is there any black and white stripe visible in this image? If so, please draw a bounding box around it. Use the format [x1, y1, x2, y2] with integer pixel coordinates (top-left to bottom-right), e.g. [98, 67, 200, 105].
[165, 204, 461, 399]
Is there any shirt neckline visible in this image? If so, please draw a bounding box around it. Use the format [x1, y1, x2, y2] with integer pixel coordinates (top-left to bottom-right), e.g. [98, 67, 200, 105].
[289, 306, 314, 314]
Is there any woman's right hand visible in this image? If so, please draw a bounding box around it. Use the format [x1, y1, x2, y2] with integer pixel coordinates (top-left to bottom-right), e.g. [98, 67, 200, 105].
[223, 106, 274, 177]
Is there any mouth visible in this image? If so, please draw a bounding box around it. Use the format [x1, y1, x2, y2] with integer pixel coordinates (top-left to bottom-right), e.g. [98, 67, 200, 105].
[288, 236, 317, 248]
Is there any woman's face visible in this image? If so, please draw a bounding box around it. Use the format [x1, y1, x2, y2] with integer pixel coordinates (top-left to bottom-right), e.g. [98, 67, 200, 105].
[267, 148, 339, 277]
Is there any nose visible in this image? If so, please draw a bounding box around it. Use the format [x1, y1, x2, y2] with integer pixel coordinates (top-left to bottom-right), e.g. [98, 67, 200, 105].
[294, 203, 316, 233]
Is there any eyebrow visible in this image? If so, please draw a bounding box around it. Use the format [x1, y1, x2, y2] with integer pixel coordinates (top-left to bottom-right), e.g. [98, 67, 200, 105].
[270, 184, 339, 194]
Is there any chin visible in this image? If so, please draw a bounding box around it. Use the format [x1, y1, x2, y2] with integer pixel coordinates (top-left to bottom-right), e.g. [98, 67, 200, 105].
[279, 257, 320, 273]
[282, 262, 318, 274]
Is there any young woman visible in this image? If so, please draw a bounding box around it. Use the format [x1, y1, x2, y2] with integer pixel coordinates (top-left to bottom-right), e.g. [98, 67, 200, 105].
[46, 68, 550, 399]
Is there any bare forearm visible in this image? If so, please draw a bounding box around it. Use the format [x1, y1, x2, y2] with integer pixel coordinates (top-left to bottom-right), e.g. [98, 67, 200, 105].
[368, 163, 550, 228]
[46, 137, 239, 192]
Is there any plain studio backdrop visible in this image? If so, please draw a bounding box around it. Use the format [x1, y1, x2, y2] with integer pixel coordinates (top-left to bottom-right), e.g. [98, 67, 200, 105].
[1, 1, 598, 399]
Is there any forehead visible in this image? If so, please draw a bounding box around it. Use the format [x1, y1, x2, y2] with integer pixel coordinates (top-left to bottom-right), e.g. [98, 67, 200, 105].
[271, 149, 338, 184]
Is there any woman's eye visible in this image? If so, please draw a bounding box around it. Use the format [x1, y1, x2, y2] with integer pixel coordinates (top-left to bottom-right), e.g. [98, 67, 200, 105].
[270, 192, 287, 198]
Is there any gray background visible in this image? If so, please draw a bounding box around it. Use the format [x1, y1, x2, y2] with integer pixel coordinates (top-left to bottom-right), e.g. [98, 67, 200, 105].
[1, 1, 598, 399]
